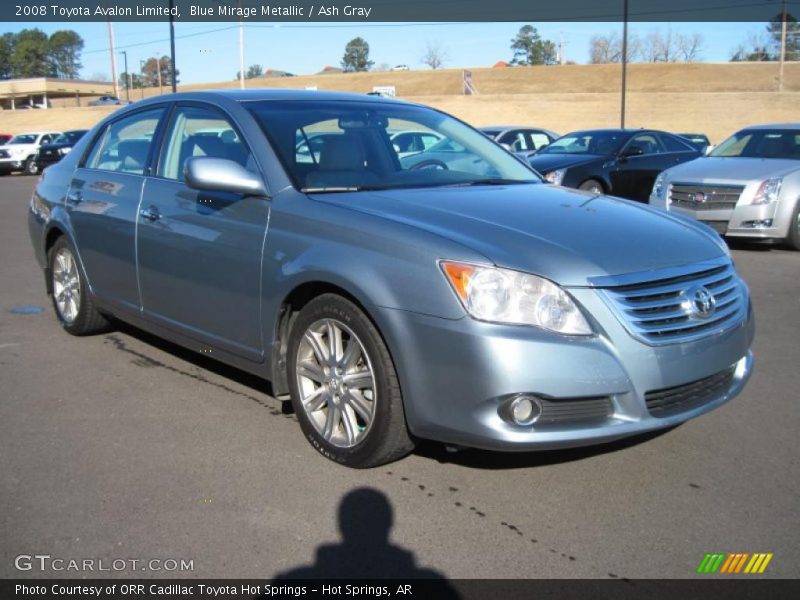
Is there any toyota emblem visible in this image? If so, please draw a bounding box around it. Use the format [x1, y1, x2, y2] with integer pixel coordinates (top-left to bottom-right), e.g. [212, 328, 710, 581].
[688, 286, 716, 318]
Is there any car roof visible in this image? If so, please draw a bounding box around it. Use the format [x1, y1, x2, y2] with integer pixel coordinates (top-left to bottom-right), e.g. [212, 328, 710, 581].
[186, 88, 403, 103]
[13, 131, 61, 136]
[737, 122, 800, 130]
[480, 125, 549, 130]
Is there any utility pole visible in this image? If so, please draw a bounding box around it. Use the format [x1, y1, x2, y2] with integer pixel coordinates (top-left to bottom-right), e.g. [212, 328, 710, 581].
[120, 50, 130, 102]
[779, 0, 787, 92]
[620, 0, 629, 128]
[139, 59, 145, 99]
[107, 21, 120, 99]
[169, 0, 177, 93]
[157, 54, 163, 95]
[239, 1, 246, 90]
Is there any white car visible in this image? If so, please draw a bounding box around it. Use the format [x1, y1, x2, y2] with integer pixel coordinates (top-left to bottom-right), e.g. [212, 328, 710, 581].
[390, 64, 410, 71]
[0, 132, 62, 175]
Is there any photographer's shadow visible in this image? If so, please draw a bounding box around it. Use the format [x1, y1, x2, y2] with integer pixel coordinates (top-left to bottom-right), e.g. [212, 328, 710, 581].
[272, 487, 459, 595]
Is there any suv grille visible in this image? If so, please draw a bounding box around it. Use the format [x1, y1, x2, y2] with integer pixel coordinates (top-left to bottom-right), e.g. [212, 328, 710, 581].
[645, 366, 736, 417]
[598, 260, 747, 345]
[670, 183, 744, 211]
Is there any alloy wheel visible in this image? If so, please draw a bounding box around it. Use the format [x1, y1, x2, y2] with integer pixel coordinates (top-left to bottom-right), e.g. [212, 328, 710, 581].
[52, 247, 81, 324]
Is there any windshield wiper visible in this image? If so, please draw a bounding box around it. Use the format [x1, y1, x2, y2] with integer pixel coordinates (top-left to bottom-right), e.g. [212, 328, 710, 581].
[301, 186, 361, 193]
[443, 178, 537, 187]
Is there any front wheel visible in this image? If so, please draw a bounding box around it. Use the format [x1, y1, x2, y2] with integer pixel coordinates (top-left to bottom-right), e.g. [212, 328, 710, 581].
[578, 178, 604, 194]
[786, 201, 800, 251]
[287, 294, 414, 468]
[24, 157, 39, 175]
[48, 237, 109, 335]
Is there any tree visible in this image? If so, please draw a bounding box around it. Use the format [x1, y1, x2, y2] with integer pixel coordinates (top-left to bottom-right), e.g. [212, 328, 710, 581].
[10, 28, 51, 78]
[141, 56, 179, 87]
[236, 64, 264, 80]
[767, 12, 800, 61]
[588, 31, 641, 63]
[48, 30, 84, 79]
[421, 41, 447, 69]
[731, 31, 775, 61]
[0, 33, 15, 79]
[119, 72, 145, 89]
[341, 37, 374, 72]
[509, 25, 557, 65]
[676, 32, 704, 62]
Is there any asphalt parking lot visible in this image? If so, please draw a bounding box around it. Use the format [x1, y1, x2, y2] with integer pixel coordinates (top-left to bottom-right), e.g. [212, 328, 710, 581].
[1, 174, 798, 580]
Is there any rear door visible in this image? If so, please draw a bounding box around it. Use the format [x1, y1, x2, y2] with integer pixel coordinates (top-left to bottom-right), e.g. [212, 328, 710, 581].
[136, 103, 269, 361]
[66, 107, 166, 312]
[611, 132, 669, 201]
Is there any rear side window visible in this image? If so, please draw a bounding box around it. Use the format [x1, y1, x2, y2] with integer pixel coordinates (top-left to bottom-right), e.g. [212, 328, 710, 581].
[660, 134, 694, 152]
[158, 105, 253, 181]
[84, 108, 163, 175]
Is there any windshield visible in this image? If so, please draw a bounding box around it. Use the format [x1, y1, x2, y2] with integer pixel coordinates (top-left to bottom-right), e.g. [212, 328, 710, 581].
[538, 131, 626, 156]
[54, 131, 86, 145]
[244, 100, 540, 192]
[9, 134, 37, 145]
[709, 129, 800, 159]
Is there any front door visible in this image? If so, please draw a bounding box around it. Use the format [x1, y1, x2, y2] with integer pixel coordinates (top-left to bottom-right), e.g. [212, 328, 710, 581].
[611, 132, 668, 201]
[136, 103, 270, 360]
[67, 107, 165, 311]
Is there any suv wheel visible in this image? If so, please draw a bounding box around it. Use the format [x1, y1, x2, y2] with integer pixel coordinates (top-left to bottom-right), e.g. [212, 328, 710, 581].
[287, 294, 414, 468]
[24, 157, 39, 175]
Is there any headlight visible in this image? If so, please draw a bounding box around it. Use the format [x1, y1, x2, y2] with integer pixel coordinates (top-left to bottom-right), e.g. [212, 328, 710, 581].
[58, 147, 71, 156]
[749, 178, 782, 205]
[651, 172, 666, 200]
[440, 261, 593, 335]
[543, 168, 566, 185]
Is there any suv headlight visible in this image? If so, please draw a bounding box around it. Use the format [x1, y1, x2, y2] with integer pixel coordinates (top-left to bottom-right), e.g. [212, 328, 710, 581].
[749, 178, 782, 205]
[543, 168, 566, 185]
[440, 261, 592, 335]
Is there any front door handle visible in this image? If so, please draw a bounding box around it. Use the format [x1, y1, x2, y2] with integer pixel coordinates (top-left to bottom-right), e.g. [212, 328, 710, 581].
[139, 205, 161, 222]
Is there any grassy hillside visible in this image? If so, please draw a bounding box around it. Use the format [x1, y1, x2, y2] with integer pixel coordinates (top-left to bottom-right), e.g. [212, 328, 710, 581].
[2, 63, 798, 143]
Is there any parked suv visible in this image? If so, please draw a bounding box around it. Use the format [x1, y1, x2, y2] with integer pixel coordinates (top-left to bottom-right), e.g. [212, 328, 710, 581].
[650, 123, 800, 249]
[0, 132, 61, 175]
[28, 91, 753, 467]
[34, 130, 89, 172]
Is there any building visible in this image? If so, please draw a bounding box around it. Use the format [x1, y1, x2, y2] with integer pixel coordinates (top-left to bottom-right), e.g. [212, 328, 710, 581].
[0, 78, 115, 110]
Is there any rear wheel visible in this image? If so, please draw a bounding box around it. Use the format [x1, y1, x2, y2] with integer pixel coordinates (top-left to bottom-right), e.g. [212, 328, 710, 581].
[24, 157, 39, 175]
[787, 201, 800, 251]
[578, 178, 604, 194]
[287, 294, 414, 468]
[48, 237, 109, 335]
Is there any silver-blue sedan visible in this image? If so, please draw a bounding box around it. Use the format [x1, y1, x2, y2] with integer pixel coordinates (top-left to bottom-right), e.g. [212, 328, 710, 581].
[28, 90, 754, 467]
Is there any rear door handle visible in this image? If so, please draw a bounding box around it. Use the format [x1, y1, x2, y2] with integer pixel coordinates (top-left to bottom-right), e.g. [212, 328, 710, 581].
[66, 190, 83, 205]
[139, 205, 161, 222]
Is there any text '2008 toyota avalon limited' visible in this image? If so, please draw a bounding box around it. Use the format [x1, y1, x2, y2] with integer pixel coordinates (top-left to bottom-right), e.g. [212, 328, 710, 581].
[28, 90, 754, 467]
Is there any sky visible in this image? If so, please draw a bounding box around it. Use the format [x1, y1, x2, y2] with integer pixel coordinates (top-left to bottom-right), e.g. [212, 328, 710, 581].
[4, 21, 769, 83]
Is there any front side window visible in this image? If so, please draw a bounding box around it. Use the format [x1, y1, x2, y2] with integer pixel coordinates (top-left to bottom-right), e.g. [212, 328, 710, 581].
[530, 132, 552, 150]
[627, 133, 663, 156]
[158, 105, 252, 181]
[246, 100, 539, 192]
[710, 130, 800, 159]
[84, 108, 164, 175]
[539, 131, 626, 156]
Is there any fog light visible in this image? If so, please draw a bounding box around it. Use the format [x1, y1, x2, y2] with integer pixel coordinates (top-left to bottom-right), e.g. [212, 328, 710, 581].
[741, 219, 773, 229]
[509, 395, 542, 426]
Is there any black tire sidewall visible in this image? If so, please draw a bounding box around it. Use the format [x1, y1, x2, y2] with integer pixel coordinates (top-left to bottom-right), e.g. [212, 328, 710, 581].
[287, 295, 402, 468]
[48, 238, 89, 334]
[788, 201, 800, 251]
[579, 179, 603, 193]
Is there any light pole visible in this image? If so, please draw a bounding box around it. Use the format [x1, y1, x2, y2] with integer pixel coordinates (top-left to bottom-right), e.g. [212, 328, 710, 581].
[139, 59, 145, 99]
[779, 0, 787, 92]
[169, 0, 177, 93]
[620, 0, 629, 128]
[120, 50, 130, 102]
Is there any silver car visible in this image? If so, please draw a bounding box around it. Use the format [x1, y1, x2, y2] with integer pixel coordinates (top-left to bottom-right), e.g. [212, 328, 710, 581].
[28, 90, 754, 467]
[650, 123, 800, 249]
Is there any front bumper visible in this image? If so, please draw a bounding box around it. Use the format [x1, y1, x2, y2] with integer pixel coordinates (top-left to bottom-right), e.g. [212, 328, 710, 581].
[0, 158, 24, 172]
[374, 290, 754, 451]
[669, 203, 788, 240]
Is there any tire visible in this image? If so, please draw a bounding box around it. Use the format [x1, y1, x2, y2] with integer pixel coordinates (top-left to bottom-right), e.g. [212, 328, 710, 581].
[786, 201, 800, 251]
[48, 237, 109, 336]
[24, 157, 39, 176]
[287, 294, 414, 468]
[578, 179, 604, 194]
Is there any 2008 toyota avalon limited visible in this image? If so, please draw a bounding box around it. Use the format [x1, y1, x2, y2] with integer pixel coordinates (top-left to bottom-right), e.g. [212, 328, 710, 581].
[28, 90, 754, 467]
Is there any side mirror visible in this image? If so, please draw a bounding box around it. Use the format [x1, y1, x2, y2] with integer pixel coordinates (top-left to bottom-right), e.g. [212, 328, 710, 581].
[184, 157, 267, 197]
[621, 145, 644, 158]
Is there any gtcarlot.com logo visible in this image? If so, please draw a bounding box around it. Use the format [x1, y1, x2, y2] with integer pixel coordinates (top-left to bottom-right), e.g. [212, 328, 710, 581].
[14, 554, 194, 572]
[696, 552, 773, 574]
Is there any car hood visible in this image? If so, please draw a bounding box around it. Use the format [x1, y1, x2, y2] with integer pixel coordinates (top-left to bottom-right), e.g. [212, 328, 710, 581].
[312, 184, 725, 287]
[528, 153, 603, 173]
[664, 156, 800, 182]
[0, 144, 34, 151]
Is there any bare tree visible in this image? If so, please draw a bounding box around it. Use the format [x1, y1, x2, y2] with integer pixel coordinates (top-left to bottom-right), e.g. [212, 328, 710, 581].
[730, 30, 775, 61]
[421, 41, 447, 70]
[676, 32, 704, 62]
[588, 31, 641, 63]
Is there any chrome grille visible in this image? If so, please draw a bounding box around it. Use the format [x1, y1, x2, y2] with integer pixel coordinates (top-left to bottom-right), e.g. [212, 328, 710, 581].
[669, 183, 744, 211]
[0, 150, 9, 159]
[645, 366, 736, 417]
[597, 260, 747, 345]
[538, 396, 613, 425]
